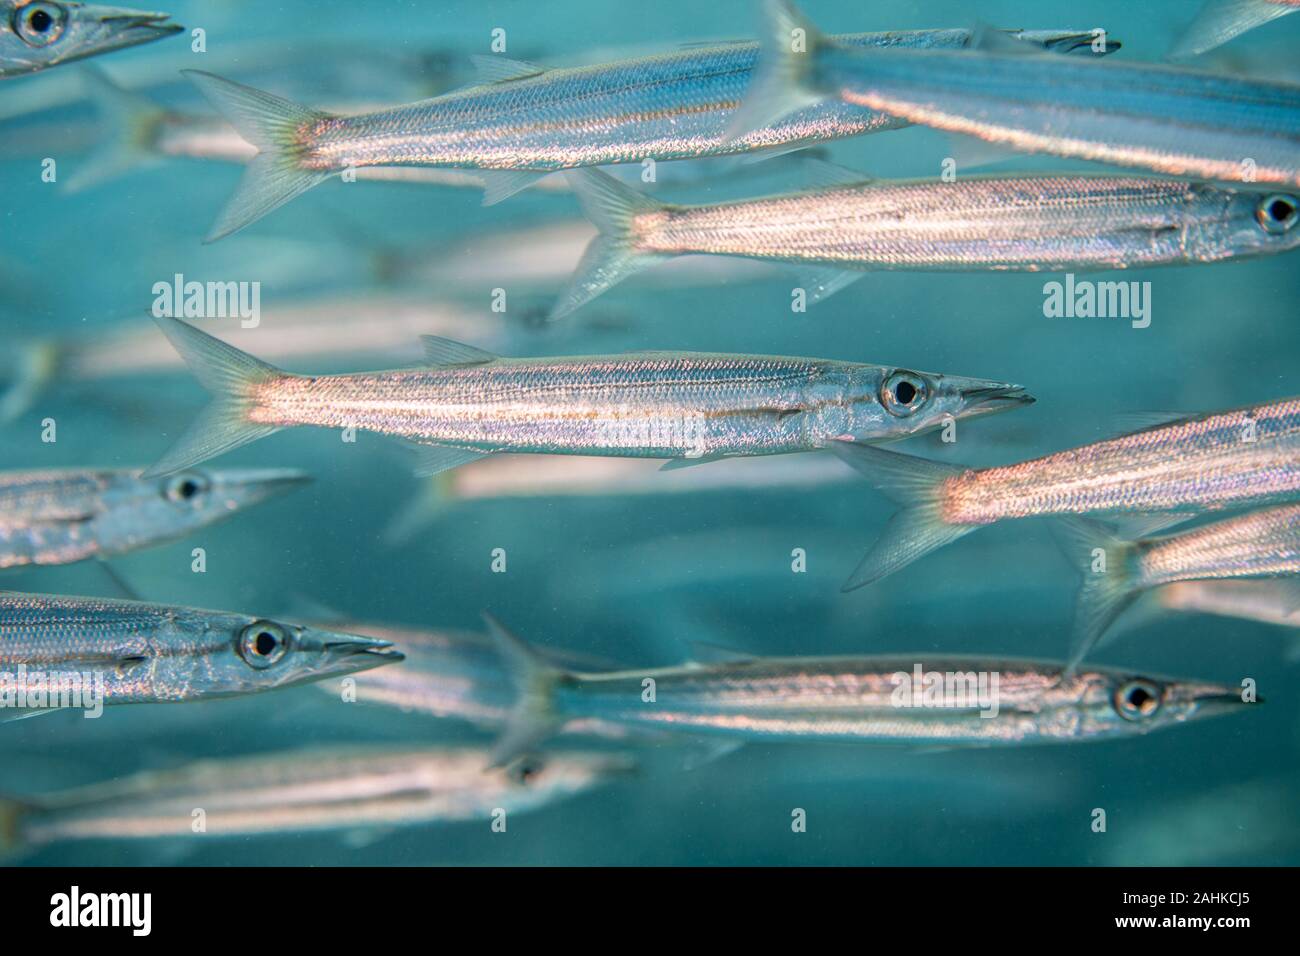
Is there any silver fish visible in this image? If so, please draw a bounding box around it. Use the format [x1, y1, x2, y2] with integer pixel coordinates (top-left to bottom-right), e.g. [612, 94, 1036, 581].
[177, 26, 1116, 240]
[1158, 578, 1300, 630]
[832, 398, 1300, 594]
[1170, 0, 1300, 59]
[0, 2, 179, 79]
[1057, 506, 1300, 662]
[481, 616, 1253, 764]
[0, 592, 402, 714]
[553, 166, 1300, 317]
[66, 64, 532, 192]
[0, 467, 307, 568]
[69, 65, 830, 195]
[141, 315, 1032, 479]
[0, 746, 626, 850]
[741, 1, 1300, 188]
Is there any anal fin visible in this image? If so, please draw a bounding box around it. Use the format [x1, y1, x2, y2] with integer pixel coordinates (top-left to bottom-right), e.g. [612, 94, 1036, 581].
[402, 440, 491, 477]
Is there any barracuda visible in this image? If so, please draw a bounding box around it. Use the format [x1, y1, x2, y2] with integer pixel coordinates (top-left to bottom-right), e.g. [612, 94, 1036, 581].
[175, 24, 1117, 240]
[552, 166, 1300, 317]
[0, 746, 627, 851]
[831, 397, 1300, 597]
[0, 1, 179, 78]
[481, 615, 1254, 765]
[0, 592, 402, 715]
[141, 315, 1032, 479]
[1056, 505, 1300, 664]
[0, 467, 307, 568]
[739, 1, 1300, 188]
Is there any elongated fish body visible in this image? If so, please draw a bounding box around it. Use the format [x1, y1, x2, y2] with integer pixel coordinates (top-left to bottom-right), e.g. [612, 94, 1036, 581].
[142, 316, 1032, 479]
[7, 747, 624, 846]
[0, 593, 401, 708]
[484, 618, 1252, 760]
[184, 27, 1115, 239]
[1133, 505, 1300, 589]
[943, 401, 1300, 525]
[261, 354, 871, 459]
[552, 658, 1246, 744]
[0, 2, 179, 78]
[599, 174, 1300, 272]
[760, 2, 1300, 187]
[1158, 579, 1300, 628]
[0, 467, 307, 568]
[223, 29, 1097, 171]
[832, 398, 1300, 595]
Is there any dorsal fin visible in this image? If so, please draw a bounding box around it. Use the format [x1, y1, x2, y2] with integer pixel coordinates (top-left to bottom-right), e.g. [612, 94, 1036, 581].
[469, 54, 546, 85]
[420, 335, 498, 367]
[1110, 410, 1197, 435]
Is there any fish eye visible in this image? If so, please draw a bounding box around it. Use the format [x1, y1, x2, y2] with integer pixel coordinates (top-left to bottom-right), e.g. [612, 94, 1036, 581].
[162, 471, 210, 503]
[14, 2, 67, 47]
[881, 370, 929, 417]
[1114, 679, 1162, 721]
[1256, 194, 1299, 234]
[509, 759, 542, 785]
[237, 620, 290, 668]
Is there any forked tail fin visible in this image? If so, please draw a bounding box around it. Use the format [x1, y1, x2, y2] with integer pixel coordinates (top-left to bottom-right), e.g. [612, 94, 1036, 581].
[1053, 517, 1144, 672]
[66, 64, 166, 192]
[184, 70, 334, 242]
[142, 316, 286, 478]
[829, 442, 976, 591]
[482, 613, 570, 767]
[549, 169, 671, 320]
[725, 0, 832, 142]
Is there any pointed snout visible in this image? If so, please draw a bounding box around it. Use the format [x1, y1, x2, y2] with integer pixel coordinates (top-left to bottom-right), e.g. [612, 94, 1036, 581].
[89, 5, 180, 32]
[78, 5, 183, 55]
[1170, 680, 1259, 720]
[213, 468, 313, 506]
[958, 382, 1035, 419]
[320, 634, 406, 672]
[1017, 30, 1122, 56]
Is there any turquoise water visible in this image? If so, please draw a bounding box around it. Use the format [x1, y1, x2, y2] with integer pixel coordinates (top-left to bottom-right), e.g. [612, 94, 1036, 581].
[1, 0, 1297, 865]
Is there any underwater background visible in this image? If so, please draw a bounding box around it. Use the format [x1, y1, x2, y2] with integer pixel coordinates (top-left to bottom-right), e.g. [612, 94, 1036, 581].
[1, 0, 1297, 865]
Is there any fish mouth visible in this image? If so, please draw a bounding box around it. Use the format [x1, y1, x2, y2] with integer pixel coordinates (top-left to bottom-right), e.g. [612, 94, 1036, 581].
[221, 468, 314, 501]
[1019, 30, 1122, 56]
[959, 384, 1035, 418]
[323, 637, 406, 670]
[66, 7, 183, 63]
[1169, 681, 1258, 720]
